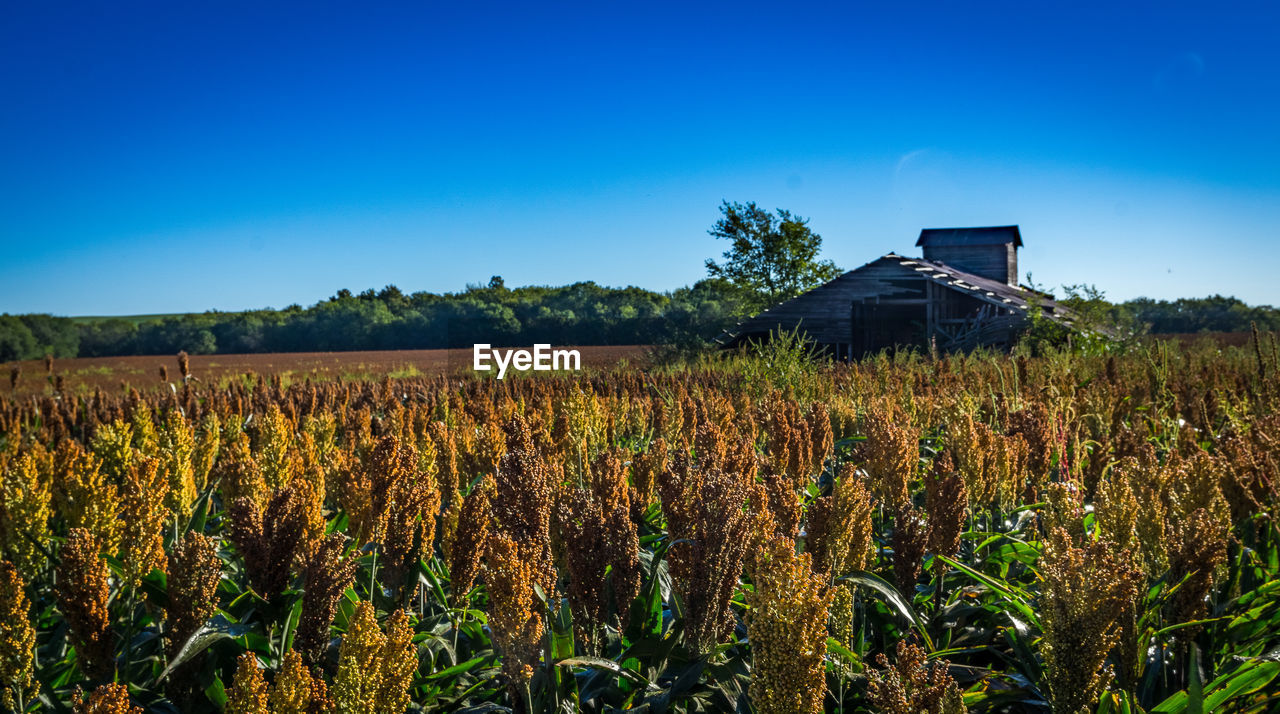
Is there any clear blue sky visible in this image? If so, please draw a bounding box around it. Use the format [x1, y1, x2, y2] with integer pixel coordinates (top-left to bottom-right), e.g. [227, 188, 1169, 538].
[2, 1, 1278, 315]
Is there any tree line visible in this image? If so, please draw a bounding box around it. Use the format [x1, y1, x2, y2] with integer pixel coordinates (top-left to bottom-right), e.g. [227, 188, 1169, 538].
[2, 285, 1276, 362]
[0, 278, 748, 361]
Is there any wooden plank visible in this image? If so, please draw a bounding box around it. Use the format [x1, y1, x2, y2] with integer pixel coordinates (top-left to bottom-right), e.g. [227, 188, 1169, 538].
[925, 278, 936, 340]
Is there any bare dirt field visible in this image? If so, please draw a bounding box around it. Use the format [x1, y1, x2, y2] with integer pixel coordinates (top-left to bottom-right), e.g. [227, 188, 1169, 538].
[1, 345, 652, 398]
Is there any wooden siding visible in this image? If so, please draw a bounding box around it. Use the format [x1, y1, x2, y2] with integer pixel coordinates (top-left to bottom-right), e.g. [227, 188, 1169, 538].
[728, 257, 928, 346]
[922, 244, 1017, 285]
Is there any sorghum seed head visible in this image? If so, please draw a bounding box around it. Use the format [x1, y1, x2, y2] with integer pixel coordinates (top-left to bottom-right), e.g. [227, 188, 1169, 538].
[56, 528, 113, 681]
[0, 560, 37, 710]
[224, 652, 268, 714]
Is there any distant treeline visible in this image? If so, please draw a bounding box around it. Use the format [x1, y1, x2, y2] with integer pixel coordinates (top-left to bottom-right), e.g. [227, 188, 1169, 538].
[1123, 295, 1280, 335]
[2, 285, 1278, 361]
[0, 278, 746, 360]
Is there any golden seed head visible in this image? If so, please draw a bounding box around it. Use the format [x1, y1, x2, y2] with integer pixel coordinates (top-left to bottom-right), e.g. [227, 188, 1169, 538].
[0, 446, 53, 579]
[859, 404, 919, 513]
[165, 531, 222, 659]
[807, 465, 875, 578]
[117, 455, 168, 586]
[224, 652, 269, 714]
[333, 602, 418, 713]
[1037, 527, 1141, 714]
[746, 537, 832, 714]
[867, 640, 967, 714]
[0, 560, 37, 710]
[72, 683, 144, 714]
[56, 528, 113, 681]
[484, 531, 544, 686]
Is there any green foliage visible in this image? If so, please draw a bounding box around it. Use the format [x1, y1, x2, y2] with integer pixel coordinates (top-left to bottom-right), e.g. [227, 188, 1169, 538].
[0, 280, 749, 360]
[1018, 281, 1137, 357]
[1128, 294, 1280, 333]
[705, 200, 842, 313]
[0, 315, 38, 362]
[0, 313, 81, 362]
[732, 325, 829, 398]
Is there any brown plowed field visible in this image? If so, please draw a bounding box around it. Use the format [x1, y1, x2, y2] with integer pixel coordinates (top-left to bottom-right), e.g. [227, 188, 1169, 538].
[1, 345, 652, 398]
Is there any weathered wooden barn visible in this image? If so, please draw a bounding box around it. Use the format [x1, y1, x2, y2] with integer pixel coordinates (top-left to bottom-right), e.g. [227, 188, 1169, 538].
[722, 225, 1080, 357]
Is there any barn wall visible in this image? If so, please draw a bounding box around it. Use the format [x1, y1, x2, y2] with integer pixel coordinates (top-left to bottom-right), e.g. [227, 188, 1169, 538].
[921, 244, 1016, 285]
[729, 258, 930, 347]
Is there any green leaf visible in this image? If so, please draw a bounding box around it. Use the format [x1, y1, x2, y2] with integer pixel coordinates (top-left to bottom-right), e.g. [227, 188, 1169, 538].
[205, 676, 228, 709]
[420, 561, 451, 607]
[836, 570, 934, 651]
[1153, 659, 1280, 713]
[551, 598, 574, 661]
[1187, 643, 1203, 714]
[1001, 613, 1042, 685]
[138, 567, 170, 608]
[425, 655, 488, 681]
[1154, 617, 1230, 638]
[1096, 691, 1133, 714]
[936, 554, 1039, 626]
[1203, 660, 1280, 710]
[556, 656, 660, 691]
[156, 615, 251, 683]
[186, 483, 214, 535]
[825, 636, 859, 666]
[280, 596, 303, 658]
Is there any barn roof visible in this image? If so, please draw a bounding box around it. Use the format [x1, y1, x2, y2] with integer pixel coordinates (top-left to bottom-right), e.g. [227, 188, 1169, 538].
[893, 253, 1056, 313]
[916, 225, 1023, 248]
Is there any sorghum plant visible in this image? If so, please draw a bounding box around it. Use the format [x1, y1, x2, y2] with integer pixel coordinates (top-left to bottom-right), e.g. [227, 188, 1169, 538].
[53, 441, 122, 555]
[445, 480, 491, 603]
[164, 531, 223, 706]
[227, 486, 308, 601]
[924, 456, 967, 559]
[746, 537, 832, 714]
[1037, 527, 1141, 714]
[484, 531, 544, 690]
[117, 456, 168, 587]
[492, 415, 556, 597]
[56, 529, 113, 681]
[297, 534, 359, 665]
[0, 448, 52, 579]
[269, 649, 334, 714]
[859, 405, 918, 513]
[891, 505, 929, 597]
[806, 465, 876, 579]
[658, 453, 754, 654]
[224, 652, 269, 714]
[866, 640, 967, 714]
[332, 603, 417, 714]
[0, 560, 36, 711]
[72, 683, 144, 714]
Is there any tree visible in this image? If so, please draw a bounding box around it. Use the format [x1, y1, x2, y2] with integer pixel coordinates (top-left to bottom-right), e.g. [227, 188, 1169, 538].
[705, 201, 842, 313]
[0, 315, 38, 362]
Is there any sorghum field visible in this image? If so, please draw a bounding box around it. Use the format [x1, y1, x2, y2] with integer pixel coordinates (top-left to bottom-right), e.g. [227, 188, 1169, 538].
[1, 339, 1278, 713]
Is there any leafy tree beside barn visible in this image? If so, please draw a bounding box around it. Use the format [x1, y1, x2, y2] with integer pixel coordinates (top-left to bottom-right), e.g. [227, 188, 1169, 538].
[705, 201, 842, 313]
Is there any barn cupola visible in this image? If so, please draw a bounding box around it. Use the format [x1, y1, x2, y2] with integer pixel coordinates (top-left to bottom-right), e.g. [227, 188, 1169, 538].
[915, 225, 1022, 286]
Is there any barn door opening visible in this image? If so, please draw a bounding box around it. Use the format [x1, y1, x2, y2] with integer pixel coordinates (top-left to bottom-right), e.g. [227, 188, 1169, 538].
[851, 300, 867, 358]
[852, 297, 928, 356]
